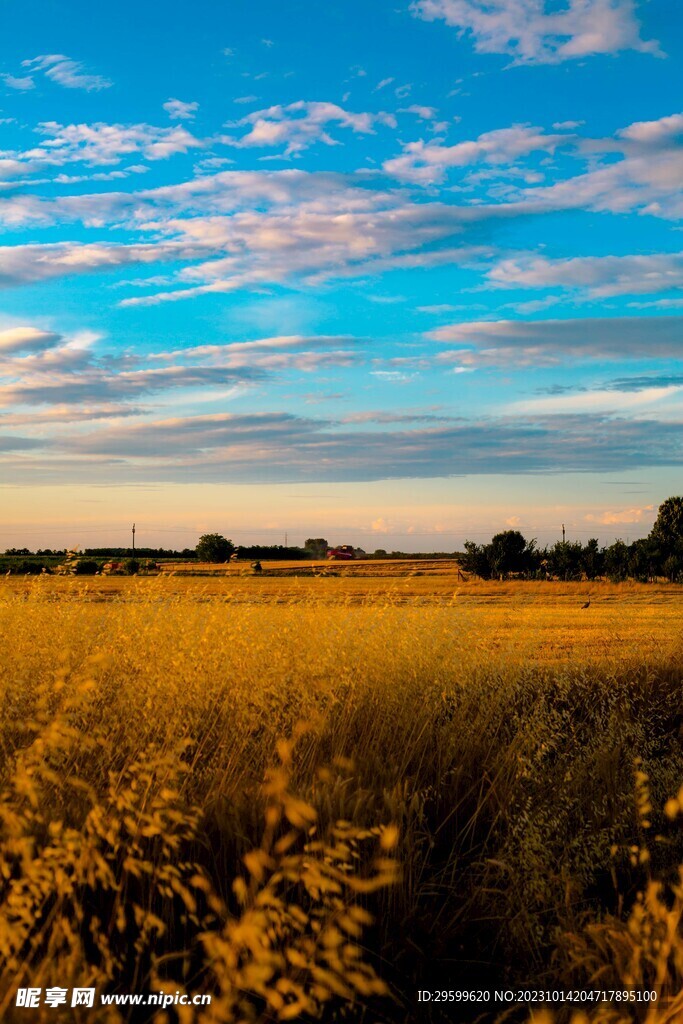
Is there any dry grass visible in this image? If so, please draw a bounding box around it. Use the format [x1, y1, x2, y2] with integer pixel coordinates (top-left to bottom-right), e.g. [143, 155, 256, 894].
[1, 576, 683, 1022]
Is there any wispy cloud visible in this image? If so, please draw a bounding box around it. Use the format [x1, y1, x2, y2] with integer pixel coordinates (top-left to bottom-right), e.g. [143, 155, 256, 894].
[20, 54, 112, 91]
[509, 386, 682, 415]
[383, 123, 573, 183]
[485, 252, 683, 297]
[163, 98, 199, 121]
[0, 329, 364, 418]
[6, 411, 682, 485]
[431, 316, 683, 366]
[0, 242, 196, 288]
[2, 74, 35, 91]
[399, 104, 439, 120]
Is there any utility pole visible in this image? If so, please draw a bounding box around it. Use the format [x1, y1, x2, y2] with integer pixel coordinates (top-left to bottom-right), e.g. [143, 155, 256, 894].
[285, 531, 288, 547]
[132, 523, 136, 553]
[562, 523, 566, 544]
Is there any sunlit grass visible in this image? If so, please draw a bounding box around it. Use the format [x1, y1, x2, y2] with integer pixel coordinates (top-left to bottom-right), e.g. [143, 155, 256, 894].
[0, 576, 682, 1022]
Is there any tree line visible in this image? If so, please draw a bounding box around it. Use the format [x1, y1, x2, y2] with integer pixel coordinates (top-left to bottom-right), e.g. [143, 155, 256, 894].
[460, 497, 683, 582]
[4, 498, 682, 579]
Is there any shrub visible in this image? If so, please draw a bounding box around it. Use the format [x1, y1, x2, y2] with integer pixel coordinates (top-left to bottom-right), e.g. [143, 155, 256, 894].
[73, 559, 99, 575]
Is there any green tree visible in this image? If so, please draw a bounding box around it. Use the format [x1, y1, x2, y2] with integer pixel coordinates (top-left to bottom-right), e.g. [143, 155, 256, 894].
[546, 540, 583, 581]
[628, 538, 657, 583]
[651, 499, 683, 548]
[461, 531, 539, 580]
[304, 538, 329, 559]
[604, 540, 629, 582]
[488, 530, 530, 578]
[580, 538, 604, 581]
[196, 534, 235, 563]
[650, 497, 683, 557]
[663, 555, 682, 583]
[460, 540, 492, 579]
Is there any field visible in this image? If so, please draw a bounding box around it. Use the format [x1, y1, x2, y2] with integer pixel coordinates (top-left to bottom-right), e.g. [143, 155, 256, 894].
[1, 562, 683, 1022]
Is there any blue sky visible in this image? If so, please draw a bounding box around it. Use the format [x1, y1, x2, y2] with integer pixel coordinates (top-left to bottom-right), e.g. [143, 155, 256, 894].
[0, 0, 682, 549]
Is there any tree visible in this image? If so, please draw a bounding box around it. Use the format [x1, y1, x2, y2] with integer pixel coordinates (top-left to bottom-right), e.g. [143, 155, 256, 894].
[460, 531, 539, 580]
[545, 540, 583, 581]
[604, 540, 629, 582]
[650, 497, 683, 558]
[628, 538, 657, 583]
[460, 540, 492, 579]
[580, 538, 604, 581]
[304, 538, 329, 559]
[196, 534, 235, 563]
[663, 555, 681, 583]
[487, 530, 533, 578]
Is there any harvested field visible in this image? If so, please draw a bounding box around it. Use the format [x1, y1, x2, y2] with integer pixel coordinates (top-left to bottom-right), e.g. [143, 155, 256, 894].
[1, 573, 683, 1022]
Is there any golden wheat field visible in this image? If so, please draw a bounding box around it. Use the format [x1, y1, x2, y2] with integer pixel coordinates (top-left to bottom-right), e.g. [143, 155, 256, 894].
[1, 567, 683, 1023]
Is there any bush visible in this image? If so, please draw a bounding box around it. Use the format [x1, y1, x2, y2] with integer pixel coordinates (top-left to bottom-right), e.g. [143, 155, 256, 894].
[73, 559, 99, 575]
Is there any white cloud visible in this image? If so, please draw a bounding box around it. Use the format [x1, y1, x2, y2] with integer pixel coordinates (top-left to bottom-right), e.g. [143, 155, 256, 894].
[116, 203, 486, 306]
[0, 241, 200, 287]
[383, 124, 572, 183]
[223, 101, 396, 155]
[21, 54, 112, 91]
[1, 404, 145, 426]
[585, 505, 655, 525]
[2, 74, 35, 91]
[509, 386, 681, 415]
[552, 120, 584, 130]
[618, 112, 683, 146]
[163, 98, 199, 121]
[0, 111, 679, 308]
[0, 167, 371, 228]
[0, 328, 365, 419]
[0, 121, 203, 181]
[520, 112, 683, 219]
[400, 104, 439, 120]
[150, 334, 363, 370]
[486, 252, 683, 296]
[411, 0, 661, 64]
[51, 165, 150, 185]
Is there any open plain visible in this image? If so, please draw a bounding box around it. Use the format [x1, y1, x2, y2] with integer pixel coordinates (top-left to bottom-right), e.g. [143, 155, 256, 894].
[1, 564, 683, 1022]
